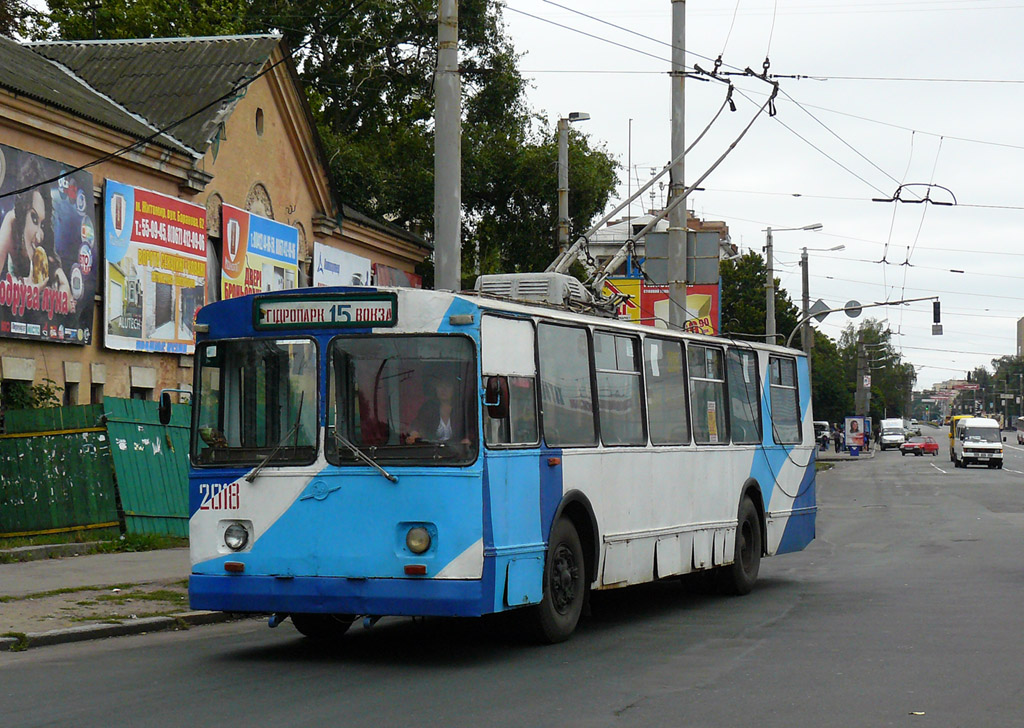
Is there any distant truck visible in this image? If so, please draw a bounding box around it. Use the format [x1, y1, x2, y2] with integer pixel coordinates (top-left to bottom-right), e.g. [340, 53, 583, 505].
[879, 418, 906, 450]
[952, 417, 1003, 469]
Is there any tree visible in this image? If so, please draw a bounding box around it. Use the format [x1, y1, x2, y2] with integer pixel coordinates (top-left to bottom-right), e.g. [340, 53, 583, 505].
[810, 329, 852, 426]
[838, 319, 916, 421]
[719, 251, 799, 342]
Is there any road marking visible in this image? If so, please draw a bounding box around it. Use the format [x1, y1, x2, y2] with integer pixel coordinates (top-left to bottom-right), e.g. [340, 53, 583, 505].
[1004, 468, 1024, 475]
[930, 463, 948, 474]
[1003, 443, 1024, 452]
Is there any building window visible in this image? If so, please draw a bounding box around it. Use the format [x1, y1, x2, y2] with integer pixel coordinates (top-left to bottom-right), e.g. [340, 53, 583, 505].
[91, 383, 104, 404]
[255, 108, 265, 136]
[130, 387, 153, 401]
[63, 382, 79, 407]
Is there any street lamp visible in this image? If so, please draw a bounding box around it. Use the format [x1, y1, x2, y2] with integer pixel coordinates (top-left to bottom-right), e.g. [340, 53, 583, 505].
[557, 112, 590, 255]
[764, 223, 822, 345]
[800, 243, 845, 377]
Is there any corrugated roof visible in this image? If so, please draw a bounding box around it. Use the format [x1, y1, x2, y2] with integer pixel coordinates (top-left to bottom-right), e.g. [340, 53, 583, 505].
[0, 36, 188, 154]
[29, 35, 280, 155]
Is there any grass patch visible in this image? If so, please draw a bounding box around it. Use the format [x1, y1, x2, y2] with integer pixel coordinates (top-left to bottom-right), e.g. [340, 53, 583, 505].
[95, 589, 187, 606]
[815, 462, 835, 472]
[2, 632, 29, 651]
[0, 528, 119, 551]
[91, 534, 188, 554]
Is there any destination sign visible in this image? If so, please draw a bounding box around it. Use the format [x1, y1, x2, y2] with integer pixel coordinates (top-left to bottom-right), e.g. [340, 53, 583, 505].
[254, 293, 397, 330]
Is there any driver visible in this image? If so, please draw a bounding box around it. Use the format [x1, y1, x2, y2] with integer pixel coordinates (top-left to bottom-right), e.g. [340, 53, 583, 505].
[405, 374, 470, 445]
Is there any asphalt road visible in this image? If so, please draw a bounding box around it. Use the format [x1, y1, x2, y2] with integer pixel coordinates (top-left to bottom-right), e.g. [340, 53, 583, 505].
[4, 430, 1024, 728]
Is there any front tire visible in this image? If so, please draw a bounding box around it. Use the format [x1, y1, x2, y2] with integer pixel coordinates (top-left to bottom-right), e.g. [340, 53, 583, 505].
[531, 518, 586, 643]
[719, 496, 762, 596]
[291, 613, 355, 640]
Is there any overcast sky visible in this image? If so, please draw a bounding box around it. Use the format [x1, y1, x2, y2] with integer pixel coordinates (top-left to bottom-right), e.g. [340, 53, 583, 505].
[501, 0, 1024, 395]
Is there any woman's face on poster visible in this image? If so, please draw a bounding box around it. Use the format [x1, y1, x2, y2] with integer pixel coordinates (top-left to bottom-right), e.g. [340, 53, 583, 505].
[22, 190, 46, 254]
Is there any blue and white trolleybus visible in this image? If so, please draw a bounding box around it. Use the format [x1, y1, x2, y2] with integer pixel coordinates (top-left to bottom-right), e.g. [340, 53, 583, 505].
[174, 285, 816, 642]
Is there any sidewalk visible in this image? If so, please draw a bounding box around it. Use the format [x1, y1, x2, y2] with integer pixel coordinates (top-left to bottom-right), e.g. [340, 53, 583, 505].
[0, 546, 236, 651]
[815, 446, 877, 462]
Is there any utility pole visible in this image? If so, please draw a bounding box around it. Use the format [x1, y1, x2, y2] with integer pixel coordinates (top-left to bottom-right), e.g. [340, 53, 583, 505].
[801, 247, 810, 365]
[855, 333, 868, 416]
[557, 112, 589, 256]
[434, 0, 461, 291]
[765, 227, 775, 345]
[667, 0, 688, 330]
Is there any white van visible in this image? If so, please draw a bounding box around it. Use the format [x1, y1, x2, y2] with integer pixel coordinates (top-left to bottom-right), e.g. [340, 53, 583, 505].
[953, 417, 1003, 469]
[879, 417, 906, 450]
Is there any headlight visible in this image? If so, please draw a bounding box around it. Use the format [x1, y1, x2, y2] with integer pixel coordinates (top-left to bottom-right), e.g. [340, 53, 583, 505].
[406, 526, 431, 554]
[224, 522, 250, 551]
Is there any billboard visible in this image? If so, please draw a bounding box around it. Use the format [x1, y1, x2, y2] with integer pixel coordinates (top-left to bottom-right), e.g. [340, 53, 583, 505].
[373, 262, 422, 289]
[313, 242, 372, 287]
[0, 144, 98, 344]
[220, 204, 298, 299]
[104, 180, 207, 354]
[603, 278, 720, 335]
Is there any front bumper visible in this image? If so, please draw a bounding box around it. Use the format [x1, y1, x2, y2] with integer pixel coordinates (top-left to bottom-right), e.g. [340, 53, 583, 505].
[189, 573, 488, 617]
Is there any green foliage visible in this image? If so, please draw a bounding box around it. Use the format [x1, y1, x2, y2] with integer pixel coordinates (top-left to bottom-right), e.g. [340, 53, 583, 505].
[33, 0, 251, 40]
[811, 330, 853, 425]
[838, 319, 916, 421]
[719, 251, 799, 341]
[1, 378, 63, 411]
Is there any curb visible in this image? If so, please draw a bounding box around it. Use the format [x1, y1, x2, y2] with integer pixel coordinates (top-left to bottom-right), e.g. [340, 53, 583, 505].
[0, 542, 104, 563]
[0, 610, 244, 652]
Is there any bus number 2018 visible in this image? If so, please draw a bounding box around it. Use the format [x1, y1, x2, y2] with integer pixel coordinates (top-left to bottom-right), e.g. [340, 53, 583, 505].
[199, 482, 240, 510]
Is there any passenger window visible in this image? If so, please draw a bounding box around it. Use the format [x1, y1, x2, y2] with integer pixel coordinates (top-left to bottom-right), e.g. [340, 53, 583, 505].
[538, 323, 596, 446]
[644, 337, 689, 445]
[727, 348, 762, 444]
[769, 356, 801, 444]
[688, 344, 729, 445]
[594, 332, 644, 446]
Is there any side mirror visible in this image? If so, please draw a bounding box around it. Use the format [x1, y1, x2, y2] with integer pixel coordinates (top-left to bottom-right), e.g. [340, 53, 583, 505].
[484, 376, 510, 420]
[158, 391, 173, 425]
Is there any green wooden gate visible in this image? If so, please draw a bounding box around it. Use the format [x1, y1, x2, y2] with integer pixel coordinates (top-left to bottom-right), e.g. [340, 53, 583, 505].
[0, 398, 191, 539]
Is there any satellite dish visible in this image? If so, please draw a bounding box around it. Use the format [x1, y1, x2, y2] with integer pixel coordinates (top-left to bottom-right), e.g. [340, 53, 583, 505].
[844, 300, 862, 318]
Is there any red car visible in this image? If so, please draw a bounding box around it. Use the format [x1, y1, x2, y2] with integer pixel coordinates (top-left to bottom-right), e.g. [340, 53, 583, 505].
[900, 436, 939, 456]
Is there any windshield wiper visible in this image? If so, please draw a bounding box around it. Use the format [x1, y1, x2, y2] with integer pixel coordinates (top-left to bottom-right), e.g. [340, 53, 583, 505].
[332, 430, 398, 483]
[246, 393, 305, 483]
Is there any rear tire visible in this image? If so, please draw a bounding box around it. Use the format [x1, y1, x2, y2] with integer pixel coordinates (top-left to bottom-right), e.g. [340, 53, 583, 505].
[719, 497, 762, 596]
[291, 613, 355, 640]
[531, 517, 586, 643]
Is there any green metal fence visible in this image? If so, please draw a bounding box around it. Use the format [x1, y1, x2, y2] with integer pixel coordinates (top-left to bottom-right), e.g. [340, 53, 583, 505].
[0, 397, 191, 539]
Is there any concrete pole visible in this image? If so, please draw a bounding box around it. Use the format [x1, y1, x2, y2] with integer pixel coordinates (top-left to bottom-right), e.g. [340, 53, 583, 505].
[667, 0, 688, 330]
[434, 0, 461, 291]
[764, 227, 775, 345]
[801, 247, 811, 379]
[557, 117, 569, 255]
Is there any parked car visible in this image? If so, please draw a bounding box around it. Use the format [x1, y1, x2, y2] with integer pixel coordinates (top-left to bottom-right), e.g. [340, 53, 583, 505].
[900, 436, 939, 456]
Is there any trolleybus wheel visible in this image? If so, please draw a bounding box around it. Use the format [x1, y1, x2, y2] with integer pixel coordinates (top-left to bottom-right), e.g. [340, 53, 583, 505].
[719, 496, 761, 596]
[291, 613, 355, 640]
[532, 518, 585, 643]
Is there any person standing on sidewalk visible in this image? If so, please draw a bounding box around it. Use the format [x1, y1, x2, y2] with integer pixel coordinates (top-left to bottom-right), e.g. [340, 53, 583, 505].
[832, 424, 842, 453]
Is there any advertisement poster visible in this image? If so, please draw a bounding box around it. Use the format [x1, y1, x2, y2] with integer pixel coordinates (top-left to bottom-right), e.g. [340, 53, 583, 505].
[313, 242, 372, 287]
[220, 204, 298, 300]
[845, 416, 865, 448]
[0, 144, 98, 344]
[104, 180, 207, 354]
[373, 262, 422, 288]
[603, 278, 720, 335]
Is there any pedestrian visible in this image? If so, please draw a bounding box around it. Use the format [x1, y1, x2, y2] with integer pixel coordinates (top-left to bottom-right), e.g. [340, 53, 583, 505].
[833, 424, 841, 453]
